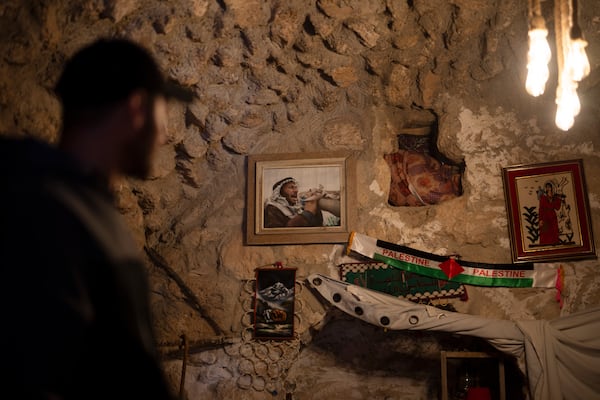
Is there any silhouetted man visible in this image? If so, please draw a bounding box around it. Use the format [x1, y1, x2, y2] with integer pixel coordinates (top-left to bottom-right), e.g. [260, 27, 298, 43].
[0, 38, 192, 399]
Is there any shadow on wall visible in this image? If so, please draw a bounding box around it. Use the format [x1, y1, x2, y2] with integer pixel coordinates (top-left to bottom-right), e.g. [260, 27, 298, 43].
[305, 312, 526, 400]
[385, 123, 465, 207]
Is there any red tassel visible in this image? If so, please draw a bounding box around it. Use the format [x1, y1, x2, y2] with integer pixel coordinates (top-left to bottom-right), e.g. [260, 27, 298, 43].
[555, 265, 564, 309]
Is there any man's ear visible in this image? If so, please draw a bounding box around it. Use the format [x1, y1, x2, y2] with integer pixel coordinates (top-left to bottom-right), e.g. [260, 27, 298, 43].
[127, 90, 149, 131]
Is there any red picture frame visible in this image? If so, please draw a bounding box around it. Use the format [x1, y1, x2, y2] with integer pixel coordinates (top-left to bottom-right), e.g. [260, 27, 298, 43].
[502, 159, 596, 262]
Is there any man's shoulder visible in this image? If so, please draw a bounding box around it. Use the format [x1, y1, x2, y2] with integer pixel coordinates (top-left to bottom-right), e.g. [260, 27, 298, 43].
[0, 136, 67, 180]
[0, 135, 56, 159]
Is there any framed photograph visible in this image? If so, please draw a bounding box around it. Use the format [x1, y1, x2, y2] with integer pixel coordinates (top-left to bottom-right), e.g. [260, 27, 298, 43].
[253, 267, 296, 340]
[246, 151, 356, 245]
[502, 159, 595, 262]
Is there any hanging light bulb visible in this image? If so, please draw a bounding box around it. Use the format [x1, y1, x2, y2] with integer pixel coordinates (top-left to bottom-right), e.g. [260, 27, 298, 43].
[565, 39, 590, 82]
[564, 0, 590, 82]
[525, 16, 551, 96]
[525, 0, 588, 131]
[555, 100, 575, 131]
[555, 76, 580, 131]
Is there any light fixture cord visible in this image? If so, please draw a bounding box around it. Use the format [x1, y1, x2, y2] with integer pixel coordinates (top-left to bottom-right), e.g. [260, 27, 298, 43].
[571, 0, 582, 39]
[528, 0, 534, 19]
[554, 0, 567, 76]
[532, 0, 542, 17]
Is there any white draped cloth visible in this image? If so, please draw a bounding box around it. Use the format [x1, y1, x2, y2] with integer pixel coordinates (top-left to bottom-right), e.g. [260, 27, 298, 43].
[307, 273, 600, 400]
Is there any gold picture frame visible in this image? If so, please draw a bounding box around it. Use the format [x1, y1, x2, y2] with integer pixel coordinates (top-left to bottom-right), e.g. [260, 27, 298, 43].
[502, 159, 596, 262]
[246, 151, 356, 245]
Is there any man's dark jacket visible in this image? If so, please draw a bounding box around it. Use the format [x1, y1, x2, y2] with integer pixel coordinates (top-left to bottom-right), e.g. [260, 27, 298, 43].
[0, 137, 174, 399]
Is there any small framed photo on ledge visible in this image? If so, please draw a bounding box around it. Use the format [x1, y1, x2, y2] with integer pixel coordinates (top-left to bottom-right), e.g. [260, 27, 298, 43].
[502, 159, 596, 263]
[246, 151, 356, 245]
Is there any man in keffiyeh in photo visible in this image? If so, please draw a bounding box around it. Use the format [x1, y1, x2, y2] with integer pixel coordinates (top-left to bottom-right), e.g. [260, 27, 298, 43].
[263, 177, 340, 228]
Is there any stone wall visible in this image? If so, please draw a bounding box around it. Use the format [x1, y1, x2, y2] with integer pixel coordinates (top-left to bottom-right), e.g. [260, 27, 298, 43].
[2, 0, 600, 398]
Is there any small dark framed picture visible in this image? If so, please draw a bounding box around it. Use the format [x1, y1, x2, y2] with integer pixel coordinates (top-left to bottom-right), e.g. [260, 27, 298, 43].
[253, 267, 296, 340]
[502, 159, 596, 262]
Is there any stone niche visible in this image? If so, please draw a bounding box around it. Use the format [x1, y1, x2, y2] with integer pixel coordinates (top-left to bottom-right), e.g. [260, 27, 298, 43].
[2, 0, 600, 399]
[385, 124, 465, 207]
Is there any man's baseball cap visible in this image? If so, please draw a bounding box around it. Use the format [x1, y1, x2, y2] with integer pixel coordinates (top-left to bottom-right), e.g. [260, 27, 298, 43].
[55, 37, 194, 108]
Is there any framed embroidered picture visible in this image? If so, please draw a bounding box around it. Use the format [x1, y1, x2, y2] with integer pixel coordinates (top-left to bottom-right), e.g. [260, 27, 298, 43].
[502, 159, 596, 262]
[253, 267, 296, 340]
[246, 151, 356, 245]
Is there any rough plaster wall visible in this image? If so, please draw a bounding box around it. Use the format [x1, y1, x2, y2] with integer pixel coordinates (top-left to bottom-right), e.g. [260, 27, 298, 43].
[2, 0, 600, 398]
